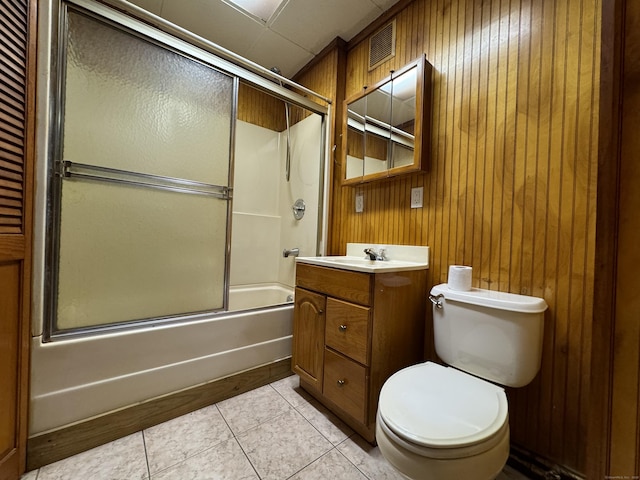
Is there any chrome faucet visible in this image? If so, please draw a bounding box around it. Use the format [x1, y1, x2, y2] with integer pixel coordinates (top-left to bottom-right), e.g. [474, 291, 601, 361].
[283, 247, 300, 258]
[364, 247, 387, 261]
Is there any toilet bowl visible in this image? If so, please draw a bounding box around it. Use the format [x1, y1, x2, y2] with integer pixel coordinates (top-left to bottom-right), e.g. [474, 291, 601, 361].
[376, 362, 510, 480]
[376, 283, 547, 480]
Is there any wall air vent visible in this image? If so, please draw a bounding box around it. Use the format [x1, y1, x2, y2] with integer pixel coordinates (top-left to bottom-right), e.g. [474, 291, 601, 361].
[368, 19, 396, 71]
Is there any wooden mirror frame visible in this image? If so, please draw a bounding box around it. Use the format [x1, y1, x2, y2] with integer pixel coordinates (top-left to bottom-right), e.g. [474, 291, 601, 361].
[342, 55, 432, 185]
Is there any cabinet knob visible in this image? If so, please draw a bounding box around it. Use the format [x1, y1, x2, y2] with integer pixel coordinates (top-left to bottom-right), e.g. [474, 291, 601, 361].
[337, 379, 346, 387]
[339, 324, 347, 332]
[318, 309, 324, 314]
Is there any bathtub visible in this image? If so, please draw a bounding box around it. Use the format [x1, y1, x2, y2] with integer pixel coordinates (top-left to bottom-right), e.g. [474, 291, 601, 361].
[228, 283, 294, 311]
[29, 294, 294, 435]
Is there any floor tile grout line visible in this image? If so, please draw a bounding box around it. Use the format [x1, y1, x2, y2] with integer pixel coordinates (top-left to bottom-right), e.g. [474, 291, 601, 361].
[228, 383, 341, 479]
[144, 404, 239, 478]
[269, 379, 358, 450]
[233, 434, 263, 479]
[269, 379, 373, 478]
[269, 377, 390, 480]
[290, 401, 355, 448]
[145, 437, 239, 478]
[283, 446, 339, 480]
[268, 382, 305, 409]
[215, 403, 236, 438]
[224, 406, 295, 439]
[218, 385, 297, 437]
[333, 436, 375, 480]
[214, 400, 262, 477]
[141, 430, 152, 479]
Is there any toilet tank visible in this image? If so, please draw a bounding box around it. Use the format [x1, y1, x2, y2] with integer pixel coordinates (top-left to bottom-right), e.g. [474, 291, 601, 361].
[430, 284, 547, 388]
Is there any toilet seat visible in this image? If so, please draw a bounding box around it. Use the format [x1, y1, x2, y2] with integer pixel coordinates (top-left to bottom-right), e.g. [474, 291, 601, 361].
[378, 362, 508, 458]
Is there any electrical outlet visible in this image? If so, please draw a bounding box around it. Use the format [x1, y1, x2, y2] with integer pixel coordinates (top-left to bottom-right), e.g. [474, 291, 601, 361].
[411, 187, 423, 208]
[355, 193, 364, 213]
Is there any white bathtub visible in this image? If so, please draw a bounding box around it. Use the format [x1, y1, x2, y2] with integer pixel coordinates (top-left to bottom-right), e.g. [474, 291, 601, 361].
[29, 298, 294, 435]
[228, 283, 294, 311]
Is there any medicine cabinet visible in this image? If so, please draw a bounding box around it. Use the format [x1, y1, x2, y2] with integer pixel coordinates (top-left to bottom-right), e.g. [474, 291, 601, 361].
[342, 55, 432, 185]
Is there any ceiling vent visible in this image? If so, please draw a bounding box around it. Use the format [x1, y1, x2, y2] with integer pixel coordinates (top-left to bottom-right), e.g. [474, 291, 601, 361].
[368, 20, 396, 71]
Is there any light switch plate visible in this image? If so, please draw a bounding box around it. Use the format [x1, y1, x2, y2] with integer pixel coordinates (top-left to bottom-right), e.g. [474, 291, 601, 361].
[355, 193, 364, 213]
[411, 187, 423, 208]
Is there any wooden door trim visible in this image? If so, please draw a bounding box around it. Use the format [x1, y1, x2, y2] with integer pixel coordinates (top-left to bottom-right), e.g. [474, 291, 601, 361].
[15, 0, 37, 474]
[0, 237, 26, 261]
[587, 0, 624, 477]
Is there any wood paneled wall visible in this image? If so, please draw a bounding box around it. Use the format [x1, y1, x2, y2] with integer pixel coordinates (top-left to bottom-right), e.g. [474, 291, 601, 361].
[237, 77, 332, 133]
[297, 0, 601, 474]
[237, 82, 286, 131]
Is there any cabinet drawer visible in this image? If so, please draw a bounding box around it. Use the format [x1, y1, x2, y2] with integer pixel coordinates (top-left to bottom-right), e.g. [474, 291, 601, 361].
[296, 263, 372, 305]
[323, 348, 367, 424]
[325, 298, 370, 365]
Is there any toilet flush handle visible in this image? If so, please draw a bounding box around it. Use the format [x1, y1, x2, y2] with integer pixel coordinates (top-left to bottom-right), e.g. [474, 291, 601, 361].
[429, 293, 444, 309]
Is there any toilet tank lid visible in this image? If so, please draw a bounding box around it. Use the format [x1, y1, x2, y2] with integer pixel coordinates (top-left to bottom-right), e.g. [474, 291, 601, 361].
[430, 284, 548, 313]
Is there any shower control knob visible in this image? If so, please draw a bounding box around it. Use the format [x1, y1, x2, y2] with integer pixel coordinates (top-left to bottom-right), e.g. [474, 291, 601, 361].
[292, 199, 306, 220]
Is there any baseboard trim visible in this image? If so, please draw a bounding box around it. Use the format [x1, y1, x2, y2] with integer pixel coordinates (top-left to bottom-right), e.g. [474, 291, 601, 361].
[26, 357, 292, 471]
[508, 445, 585, 480]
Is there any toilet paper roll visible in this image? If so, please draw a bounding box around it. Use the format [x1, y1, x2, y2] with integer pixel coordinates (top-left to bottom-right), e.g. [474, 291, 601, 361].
[448, 265, 472, 291]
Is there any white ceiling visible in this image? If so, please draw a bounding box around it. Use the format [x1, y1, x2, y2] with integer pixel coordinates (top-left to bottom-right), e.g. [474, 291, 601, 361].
[127, 0, 400, 78]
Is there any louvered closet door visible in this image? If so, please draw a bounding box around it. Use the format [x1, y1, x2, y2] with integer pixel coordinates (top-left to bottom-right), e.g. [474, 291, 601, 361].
[0, 0, 35, 479]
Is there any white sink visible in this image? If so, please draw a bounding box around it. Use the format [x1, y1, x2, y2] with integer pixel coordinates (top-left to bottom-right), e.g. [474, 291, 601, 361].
[296, 256, 427, 273]
[296, 244, 429, 273]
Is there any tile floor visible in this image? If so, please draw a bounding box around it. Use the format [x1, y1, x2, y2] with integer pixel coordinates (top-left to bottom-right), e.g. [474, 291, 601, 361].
[21, 374, 531, 480]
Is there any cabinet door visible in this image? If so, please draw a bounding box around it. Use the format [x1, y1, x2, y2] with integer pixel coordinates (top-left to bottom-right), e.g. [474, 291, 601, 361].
[292, 287, 326, 391]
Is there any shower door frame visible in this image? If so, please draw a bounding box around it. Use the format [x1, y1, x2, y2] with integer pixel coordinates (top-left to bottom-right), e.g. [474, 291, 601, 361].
[43, 0, 330, 341]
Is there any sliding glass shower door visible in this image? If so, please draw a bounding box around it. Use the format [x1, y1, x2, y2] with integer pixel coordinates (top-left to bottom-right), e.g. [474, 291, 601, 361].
[50, 7, 236, 333]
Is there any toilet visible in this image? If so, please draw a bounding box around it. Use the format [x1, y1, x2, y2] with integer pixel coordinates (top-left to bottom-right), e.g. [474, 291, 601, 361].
[376, 283, 547, 480]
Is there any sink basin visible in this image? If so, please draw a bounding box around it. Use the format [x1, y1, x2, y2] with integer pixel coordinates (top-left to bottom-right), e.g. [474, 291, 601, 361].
[329, 257, 378, 266]
[296, 255, 428, 273]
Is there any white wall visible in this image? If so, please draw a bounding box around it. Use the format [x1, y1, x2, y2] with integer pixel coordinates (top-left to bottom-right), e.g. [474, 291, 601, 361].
[278, 114, 322, 287]
[231, 116, 322, 289]
[230, 121, 281, 286]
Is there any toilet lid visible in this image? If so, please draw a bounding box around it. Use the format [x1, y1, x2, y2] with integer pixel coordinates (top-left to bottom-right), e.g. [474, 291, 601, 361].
[378, 362, 508, 449]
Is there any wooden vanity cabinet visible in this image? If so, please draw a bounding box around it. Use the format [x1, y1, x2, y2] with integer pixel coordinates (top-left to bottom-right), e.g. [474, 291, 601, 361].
[292, 263, 427, 442]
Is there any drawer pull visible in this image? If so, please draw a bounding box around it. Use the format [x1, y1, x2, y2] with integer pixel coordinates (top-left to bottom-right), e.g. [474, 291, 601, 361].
[338, 324, 347, 332]
[337, 379, 346, 387]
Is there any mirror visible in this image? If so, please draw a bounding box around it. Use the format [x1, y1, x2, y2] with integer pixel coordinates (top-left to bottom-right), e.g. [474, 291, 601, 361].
[343, 55, 432, 184]
[345, 96, 366, 179]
